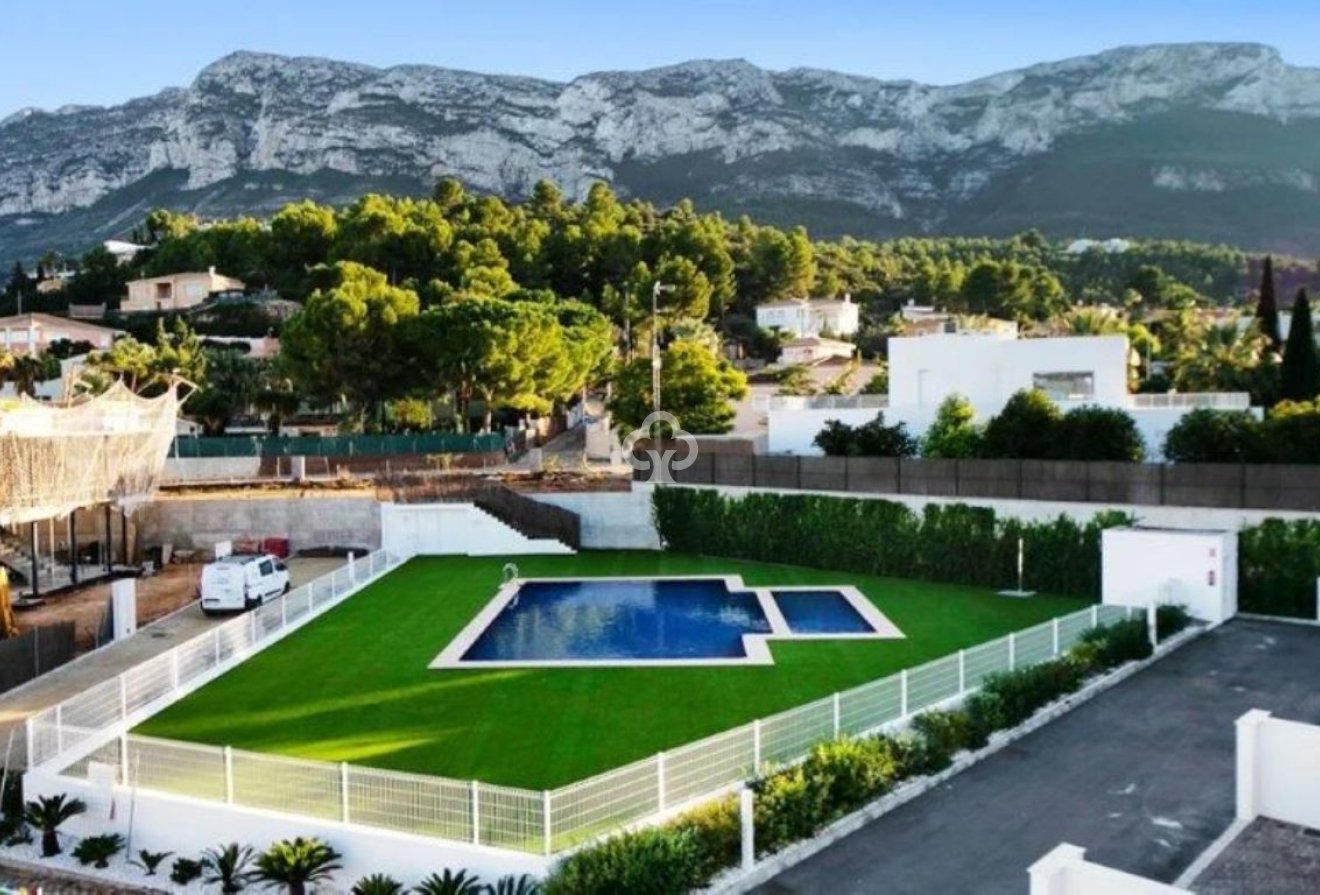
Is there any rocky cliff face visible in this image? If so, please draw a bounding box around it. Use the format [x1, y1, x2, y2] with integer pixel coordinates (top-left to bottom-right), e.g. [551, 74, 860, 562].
[3, 42, 1319, 257]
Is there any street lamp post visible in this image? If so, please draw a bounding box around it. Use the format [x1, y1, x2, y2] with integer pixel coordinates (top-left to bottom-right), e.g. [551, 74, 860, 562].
[651, 282, 675, 413]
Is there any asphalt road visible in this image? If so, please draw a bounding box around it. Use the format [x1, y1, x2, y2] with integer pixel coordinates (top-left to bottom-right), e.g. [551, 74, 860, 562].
[754, 618, 1320, 895]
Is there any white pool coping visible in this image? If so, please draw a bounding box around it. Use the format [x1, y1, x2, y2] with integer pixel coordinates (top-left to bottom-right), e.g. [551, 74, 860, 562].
[429, 574, 905, 670]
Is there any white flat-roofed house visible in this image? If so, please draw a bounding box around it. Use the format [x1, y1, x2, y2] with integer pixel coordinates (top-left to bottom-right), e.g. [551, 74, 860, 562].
[0, 313, 121, 357]
[122, 268, 244, 313]
[767, 330, 1255, 458]
[778, 336, 856, 366]
[756, 295, 860, 338]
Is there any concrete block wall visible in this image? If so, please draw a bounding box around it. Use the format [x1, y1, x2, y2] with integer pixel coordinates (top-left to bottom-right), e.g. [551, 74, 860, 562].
[134, 494, 381, 554]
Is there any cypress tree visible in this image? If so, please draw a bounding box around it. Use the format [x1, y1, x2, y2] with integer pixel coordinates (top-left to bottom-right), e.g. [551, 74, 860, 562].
[1280, 287, 1320, 401]
[1257, 255, 1282, 349]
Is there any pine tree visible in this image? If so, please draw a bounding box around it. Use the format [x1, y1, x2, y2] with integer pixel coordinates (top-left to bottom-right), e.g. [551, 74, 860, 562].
[1256, 256, 1282, 350]
[1280, 287, 1320, 401]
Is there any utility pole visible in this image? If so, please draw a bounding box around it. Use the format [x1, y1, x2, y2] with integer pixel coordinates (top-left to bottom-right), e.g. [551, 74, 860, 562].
[651, 282, 675, 413]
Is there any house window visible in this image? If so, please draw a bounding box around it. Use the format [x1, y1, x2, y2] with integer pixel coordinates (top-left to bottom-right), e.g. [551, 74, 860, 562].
[1033, 371, 1095, 400]
[154, 282, 171, 299]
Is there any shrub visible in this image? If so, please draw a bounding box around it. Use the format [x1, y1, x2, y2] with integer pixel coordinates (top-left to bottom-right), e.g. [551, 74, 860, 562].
[23, 793, 86, 857]
[254, 837, 343, 895]
[798, 737, 899, 814]
[1162, 409, 1265, 463]
[1079, 619, 1152, 669]
[1055, 406, 1146, 462]
[921, 394, 983, 459]
[351, 873, 405, 895]
[201, 842, 258, 894]
[414, 869, 485, 894]
[751, 764, 831, 855]
[489, 873, 542, 895]
[131, 849, 172, 876]
[1156, 604, 1192, 640]
[669, 795, 740, 881]
[171, 857, 204, 886]
[968, 660, 1086, 732]
[72, 833, 125, 868]
[911, 709, 980, 761]
[982, 389, 1061, 459]
[1240, 518, 1320, 618]
[813, 412, 918, 457]
[543, 826, 703, 895]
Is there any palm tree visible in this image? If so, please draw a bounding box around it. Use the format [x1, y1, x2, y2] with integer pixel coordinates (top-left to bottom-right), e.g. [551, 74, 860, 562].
[352, 874, 406, 895]
[23, 793, 87, 856]
[201, 842, 258, 894]
[413, 869, 484, 895]
[254, 837, 343, 895]
[487, 874, 541, 895]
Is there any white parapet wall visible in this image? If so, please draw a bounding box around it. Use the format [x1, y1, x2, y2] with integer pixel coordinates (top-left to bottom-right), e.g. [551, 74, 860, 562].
[1237, 709, 1320, 828]
[1101, 528, 1238, 624]
[380, 502, 574, 557]
[1028, 844, 1189, 895]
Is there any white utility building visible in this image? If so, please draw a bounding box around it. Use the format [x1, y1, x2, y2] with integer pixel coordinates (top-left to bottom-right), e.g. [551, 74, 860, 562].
[766, 330, 1255, 457]
[1101, 527, 1238, 625]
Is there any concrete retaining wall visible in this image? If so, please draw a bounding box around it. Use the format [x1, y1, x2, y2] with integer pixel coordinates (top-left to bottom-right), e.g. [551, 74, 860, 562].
[530, 491, 661, 550]
[134, 494, 381, 554]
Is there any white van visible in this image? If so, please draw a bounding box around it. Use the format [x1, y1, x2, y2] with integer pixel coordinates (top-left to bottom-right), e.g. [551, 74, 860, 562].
[200, 554, 290, 615]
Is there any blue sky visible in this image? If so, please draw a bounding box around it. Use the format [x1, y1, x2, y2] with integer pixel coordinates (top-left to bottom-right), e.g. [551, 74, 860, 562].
[4, 0, 1318, 117]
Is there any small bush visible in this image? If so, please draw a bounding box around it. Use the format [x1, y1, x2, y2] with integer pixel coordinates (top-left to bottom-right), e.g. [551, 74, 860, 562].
[72, 833, 125, 868]
[751, 764, 831, 855]
[1156, 604, 1192, 640]
[911, 709, 979, 764]
[23, 792, 86, 857]
[171, 857, 204, 886]
[544, 826, 702, 895]
[1080, 619, 1152, 669]
[132, 849, 172, 876]
[489, 874, 542, 895]
[670, 795, 740, 881]
[351, 873, 404, 895]
[414, 868, 484, 894]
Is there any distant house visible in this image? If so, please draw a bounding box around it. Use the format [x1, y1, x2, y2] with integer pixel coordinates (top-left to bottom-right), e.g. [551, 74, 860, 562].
[898, 302, 1017, 337]
[1065, 238, 1132, 255]
[778, 336, 855, 365]
[0, 313, 121, 357]
[122, 268, 244, 313]
[756, 296, 860, 338]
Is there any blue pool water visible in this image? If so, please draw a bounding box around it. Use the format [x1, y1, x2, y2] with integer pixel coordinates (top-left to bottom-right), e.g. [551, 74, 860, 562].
[462, 579, 773, 662]
[774, 590, 874, 634]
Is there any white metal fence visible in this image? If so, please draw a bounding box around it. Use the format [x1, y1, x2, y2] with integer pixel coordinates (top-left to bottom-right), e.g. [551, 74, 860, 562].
[41, 600, 1137, 856]
[26, 548, 403, 773]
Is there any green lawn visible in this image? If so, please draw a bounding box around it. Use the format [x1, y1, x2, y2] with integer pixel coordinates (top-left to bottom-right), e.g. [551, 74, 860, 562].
[137, 552, 1087, 788]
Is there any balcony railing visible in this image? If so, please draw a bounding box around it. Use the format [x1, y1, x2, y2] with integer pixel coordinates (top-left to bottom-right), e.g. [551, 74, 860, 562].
[1130, 392, 1251, 410]
[757, 394, 890, 412]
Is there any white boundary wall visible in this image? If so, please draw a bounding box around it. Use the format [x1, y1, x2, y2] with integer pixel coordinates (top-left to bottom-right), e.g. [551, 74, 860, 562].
[1102, 528, 1238, 624]
[1028, 844, 1189, 895]
[1237, 709, 1320, 829]
[380, 502, 574, 557]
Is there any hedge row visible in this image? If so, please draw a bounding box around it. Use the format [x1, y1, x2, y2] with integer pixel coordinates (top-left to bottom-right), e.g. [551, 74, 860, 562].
[652, 488, 1133, 598]
[1240, 518, 1320, 618]
[544, 614, 1182, 895]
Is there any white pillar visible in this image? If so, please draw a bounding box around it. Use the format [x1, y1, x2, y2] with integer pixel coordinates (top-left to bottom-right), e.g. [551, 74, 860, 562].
[224, 746, 235, 803]
[471, 781, 481, 845]
[752, 720, 762, 772]
[543, 791, 553, 857]
[348, 551, 358, 584]
[1147, 603, 1159, 649]
[832, 692, 841, 738]
[657, 751, 667, 812]
[119, 732, 130, 785]
[1007, 635, 1016, 671]
[958, 650, 967, 693]
[900, 670, 909, 717]
[1236, 709, 1271, 821]
[1027, 843, 1086, 895]
[340, 762, 350, 823]
[1091, 604, 1099, 627]
[1052, 618, 1061, 656]
[740, 787, 755, 871]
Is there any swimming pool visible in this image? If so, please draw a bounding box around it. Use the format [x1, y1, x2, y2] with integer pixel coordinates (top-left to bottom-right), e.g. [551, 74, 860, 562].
[432, 575, 904, 668]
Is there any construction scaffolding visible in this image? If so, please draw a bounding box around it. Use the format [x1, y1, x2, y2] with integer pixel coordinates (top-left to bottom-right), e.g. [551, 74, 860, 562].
[0, 382, 182, 528]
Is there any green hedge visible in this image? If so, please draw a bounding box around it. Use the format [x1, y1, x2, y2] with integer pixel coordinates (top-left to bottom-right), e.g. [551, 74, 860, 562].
[651, 488, 1132, 598]
[1240, 519, 1320, 618]
[544, 616, 1170, 893]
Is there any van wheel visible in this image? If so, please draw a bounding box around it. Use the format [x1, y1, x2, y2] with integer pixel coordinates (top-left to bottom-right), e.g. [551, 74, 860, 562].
[245, 595, 260, 611]
[282, 582, 291, 595]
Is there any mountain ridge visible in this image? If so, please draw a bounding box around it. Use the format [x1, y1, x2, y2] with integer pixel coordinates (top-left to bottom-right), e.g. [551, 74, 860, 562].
[2, 42, 1319, 259]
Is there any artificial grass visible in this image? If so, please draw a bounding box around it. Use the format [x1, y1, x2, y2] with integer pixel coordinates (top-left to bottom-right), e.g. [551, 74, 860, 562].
[136, 552, 1087, 789]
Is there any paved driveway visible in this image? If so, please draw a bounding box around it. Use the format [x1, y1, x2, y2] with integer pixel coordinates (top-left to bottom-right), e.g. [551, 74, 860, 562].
[755, 619, 1320, 895]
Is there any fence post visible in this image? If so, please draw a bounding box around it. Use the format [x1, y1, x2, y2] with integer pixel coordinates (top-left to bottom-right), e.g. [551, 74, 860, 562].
[55, 705, 64, 754]
[249, 610, 258, 645]
[471, 781, 481, 845]
[214, 627, 222, 666]
[119, 732, 130, 785]
[900, 670, 909, 718]
[119, 674, 129, 722]
[832, 692, 841, 738]
[752, 720, 762, 772]
[1008, 633, 1016, 671]
[657, 751, 667, 812]
[224, 746, 234, 803]
[958, 650, 967, 693]
[740, 787, 755, 871]
[543, 791, 553, 857]
[1052, 618, 1061, 656]
[340, 762, 350, 824]
[1147, 603, 1158, 649]
[1091, 605, 1099, 628]
[171, 649, 180, 691]
[24, 718, 34, 771]
[281, 594, 288, 629]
